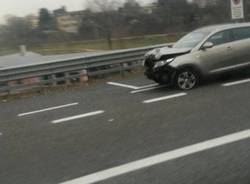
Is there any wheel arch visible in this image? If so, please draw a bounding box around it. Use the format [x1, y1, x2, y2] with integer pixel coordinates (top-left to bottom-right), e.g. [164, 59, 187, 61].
[175, 64, 203, 79]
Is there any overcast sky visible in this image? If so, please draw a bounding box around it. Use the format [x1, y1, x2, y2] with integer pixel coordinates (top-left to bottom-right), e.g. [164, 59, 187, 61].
[0, 0, 155, 23]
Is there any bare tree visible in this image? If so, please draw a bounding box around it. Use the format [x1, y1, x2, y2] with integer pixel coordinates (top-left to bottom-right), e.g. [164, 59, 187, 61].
[85, 0, 121, 49]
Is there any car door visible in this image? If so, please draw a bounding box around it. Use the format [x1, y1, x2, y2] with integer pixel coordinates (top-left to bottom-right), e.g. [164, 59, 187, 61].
[231, 27, 250, 68]
[198, 29, 236, 74]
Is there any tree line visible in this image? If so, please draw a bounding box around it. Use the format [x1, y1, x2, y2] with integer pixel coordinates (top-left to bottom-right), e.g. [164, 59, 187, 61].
[0, 0, 250, 49]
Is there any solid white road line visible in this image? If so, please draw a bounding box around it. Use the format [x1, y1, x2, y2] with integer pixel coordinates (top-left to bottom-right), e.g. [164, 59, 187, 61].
[18, 103, 79, 117]
[0, 132, 2, 136]
[51, 110, 105, 124]
[143, 93, 187, 104]
[131, 85, 166, 94]
[222, 78, 250, 87]
[60, 129, 250, 184]
[107, 82, 139, 90]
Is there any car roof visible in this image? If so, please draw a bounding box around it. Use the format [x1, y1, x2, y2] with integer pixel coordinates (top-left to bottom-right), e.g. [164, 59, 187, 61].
[195, 22, 250, 33]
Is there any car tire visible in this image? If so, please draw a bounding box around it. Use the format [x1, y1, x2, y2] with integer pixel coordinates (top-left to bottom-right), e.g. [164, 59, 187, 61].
[175, 68, 200, 90]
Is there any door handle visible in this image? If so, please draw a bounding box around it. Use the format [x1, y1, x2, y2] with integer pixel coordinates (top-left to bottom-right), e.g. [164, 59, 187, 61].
[227, 46, 233, 51]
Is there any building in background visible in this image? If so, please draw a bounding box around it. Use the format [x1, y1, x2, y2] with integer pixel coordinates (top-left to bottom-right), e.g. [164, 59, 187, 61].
[26, 15, 39, 29]
[53, 7, 84, 33]
[143, 3, 157, 14]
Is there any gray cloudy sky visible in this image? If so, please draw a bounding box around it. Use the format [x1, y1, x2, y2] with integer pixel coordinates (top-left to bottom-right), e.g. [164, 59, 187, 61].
[0, 0, 155, 23]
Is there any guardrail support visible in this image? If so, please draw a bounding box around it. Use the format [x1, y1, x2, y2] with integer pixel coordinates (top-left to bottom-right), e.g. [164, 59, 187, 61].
[52, 74, 57, 86]
[65, 73, 71, 85]
[80, 70, 88, 83]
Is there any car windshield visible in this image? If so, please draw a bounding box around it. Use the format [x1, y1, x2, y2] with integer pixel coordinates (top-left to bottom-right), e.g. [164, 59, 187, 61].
[174, 31, 211, 48]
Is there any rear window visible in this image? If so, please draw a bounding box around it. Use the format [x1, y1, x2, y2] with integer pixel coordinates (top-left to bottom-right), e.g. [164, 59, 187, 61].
[232, 27, 250, 41]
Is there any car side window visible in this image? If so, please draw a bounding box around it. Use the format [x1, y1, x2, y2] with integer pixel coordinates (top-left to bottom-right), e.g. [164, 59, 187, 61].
[232, 27, 250, 41]
[207, 30, 232, 46]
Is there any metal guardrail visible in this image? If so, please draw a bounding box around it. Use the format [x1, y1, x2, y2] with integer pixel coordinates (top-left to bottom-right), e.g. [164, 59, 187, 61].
[0, 43, 173, 94]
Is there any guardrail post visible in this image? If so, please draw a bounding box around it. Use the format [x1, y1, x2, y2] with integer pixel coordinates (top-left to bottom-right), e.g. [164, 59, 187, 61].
[65, 72, 71, 85]
[7, 80, 18, 95]
[52, 74, 57, 86]
[80, 69, 88, 83]
[120, 63, 124, 76]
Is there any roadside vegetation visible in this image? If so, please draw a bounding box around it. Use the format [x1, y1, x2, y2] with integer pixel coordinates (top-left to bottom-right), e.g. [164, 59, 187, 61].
[0, 33, 184, 55]
[0, 0, 250, 55]
[30, 33, 183, 55]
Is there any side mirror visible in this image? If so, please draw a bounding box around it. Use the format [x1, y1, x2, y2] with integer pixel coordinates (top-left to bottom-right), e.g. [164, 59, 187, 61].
[202, 42, 214, 50]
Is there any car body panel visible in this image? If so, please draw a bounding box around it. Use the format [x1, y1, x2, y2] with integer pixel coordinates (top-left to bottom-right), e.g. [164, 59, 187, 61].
[198, 42, 237, 75]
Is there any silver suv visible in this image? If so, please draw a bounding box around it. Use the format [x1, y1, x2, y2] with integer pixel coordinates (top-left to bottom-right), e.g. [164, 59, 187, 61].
[143, 23, 250, 90]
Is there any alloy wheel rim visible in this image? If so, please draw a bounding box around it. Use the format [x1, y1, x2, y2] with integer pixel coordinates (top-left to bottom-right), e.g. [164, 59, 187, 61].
[177, 71, 196, 90]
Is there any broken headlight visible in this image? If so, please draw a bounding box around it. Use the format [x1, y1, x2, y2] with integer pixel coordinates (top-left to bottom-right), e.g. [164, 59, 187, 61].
[154, 58, 174, 68]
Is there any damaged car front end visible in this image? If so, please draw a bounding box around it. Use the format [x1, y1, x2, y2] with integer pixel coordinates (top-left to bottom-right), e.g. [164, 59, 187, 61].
[143, 47, 191, 85]
[143, 29, 212, 89]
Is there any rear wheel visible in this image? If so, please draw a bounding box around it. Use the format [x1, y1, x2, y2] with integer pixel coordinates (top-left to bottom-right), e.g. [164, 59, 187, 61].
[175, 69, 199, 90]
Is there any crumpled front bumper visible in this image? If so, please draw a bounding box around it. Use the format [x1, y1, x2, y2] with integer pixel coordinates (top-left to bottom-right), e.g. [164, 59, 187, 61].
[144, 65, 176, 84]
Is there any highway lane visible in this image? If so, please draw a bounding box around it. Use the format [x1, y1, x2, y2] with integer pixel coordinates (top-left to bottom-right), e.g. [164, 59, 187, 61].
[0, 74, 249, 184]
[97, 139, 250, 184]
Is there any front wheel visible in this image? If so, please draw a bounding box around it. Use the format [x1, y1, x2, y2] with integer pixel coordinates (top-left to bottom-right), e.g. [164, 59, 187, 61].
[175, 69, 199, 90]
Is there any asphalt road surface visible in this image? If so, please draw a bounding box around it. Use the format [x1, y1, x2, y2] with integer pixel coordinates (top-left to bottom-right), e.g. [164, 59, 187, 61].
[0, 73, 250, 184]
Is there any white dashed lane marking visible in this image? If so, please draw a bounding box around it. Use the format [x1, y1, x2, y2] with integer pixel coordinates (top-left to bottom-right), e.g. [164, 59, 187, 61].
[107, 82, 139, 90]
[143, 93, 187, 104]
[18, 103, 79, 117]
[137, 83, 159, 89]
[222, 78, 250, 87]
[60, 129, 250, 184]
[131, 85, 167, 94]
[51, 110, 105, 124]
[107, 81, 159, 90]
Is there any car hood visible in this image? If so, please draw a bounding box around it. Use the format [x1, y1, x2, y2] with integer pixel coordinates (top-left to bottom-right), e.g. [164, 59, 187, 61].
[145, 47, 192, 60]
